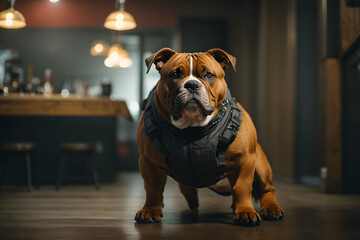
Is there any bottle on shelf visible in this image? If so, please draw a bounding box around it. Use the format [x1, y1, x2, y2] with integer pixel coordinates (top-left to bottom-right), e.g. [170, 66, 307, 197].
[3, 59, 23, 93]
[43, 68, 54, 96]
[101, 77, 111, 97]
[25, 65, 34, 93]
[32, 77, 42, 94]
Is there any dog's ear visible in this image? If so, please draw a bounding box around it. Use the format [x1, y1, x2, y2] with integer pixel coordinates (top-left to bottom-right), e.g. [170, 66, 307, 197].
[145, 48, 176, 74]
[206, 48, 236, 71]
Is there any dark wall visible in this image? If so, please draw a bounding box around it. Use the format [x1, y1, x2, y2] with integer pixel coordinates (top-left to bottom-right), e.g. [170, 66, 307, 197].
[295, 0, 319, 183]
[179, 18, 228, 53]
[342, 41, 360, 194]
[255, 0, 296, 179]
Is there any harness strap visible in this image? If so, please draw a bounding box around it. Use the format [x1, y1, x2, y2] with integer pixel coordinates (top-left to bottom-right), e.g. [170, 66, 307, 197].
[216, 97, 242, 167]
[144, 105, 169, 156]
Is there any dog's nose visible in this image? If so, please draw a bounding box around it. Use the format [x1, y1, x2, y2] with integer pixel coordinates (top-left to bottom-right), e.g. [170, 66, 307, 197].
[184, 80, 200, 92]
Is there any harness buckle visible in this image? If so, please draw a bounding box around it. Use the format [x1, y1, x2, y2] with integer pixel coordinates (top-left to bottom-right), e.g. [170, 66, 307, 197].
[218, 135, 229, 153]
[231, 108, 241, 129]
[217, 153, 226, 167]
[147, 122, 159, 139]
[144, 107, 160, 139]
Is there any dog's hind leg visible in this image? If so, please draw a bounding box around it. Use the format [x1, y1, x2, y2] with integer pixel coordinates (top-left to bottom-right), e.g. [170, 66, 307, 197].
[254, 143, 284, 220]
[179, 183, 199, 213]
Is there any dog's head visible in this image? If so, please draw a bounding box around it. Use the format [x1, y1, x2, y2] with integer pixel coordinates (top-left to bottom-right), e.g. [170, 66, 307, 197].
[145, 48, 236, 129]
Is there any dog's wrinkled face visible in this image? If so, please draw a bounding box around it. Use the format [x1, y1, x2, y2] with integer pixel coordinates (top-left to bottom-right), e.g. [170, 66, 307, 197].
[145, 48, 236, 129]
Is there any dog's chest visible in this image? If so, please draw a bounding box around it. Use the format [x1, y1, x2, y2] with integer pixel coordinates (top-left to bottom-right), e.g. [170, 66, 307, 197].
[162, 129, 225, 188]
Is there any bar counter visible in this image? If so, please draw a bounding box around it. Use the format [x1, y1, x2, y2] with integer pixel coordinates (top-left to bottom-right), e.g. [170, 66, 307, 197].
[0, 93, 132, 121]
[0, 93, 133, 184]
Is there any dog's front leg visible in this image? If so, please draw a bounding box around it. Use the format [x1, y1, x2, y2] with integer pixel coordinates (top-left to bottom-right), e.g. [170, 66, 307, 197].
[228, 153, 261, 226]
[135, 156, 167, 223]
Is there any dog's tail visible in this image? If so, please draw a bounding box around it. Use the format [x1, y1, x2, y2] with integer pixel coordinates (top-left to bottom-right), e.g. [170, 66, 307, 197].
[209, 174, 263, 201]
[208, 177, 232, 196]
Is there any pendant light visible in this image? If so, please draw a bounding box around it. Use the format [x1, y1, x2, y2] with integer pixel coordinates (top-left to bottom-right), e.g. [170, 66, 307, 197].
[90, 40, 110, 56]
[104, 0, 136, 31]
[0, 0, 26, 29]
[104, 43, 132, 68]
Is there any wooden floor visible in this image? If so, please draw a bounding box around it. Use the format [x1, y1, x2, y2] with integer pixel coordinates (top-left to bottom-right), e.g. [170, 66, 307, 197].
[1, 172, 360, 240]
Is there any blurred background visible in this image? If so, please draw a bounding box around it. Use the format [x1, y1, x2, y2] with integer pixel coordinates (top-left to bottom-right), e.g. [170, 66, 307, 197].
[0, 0, 359, 194]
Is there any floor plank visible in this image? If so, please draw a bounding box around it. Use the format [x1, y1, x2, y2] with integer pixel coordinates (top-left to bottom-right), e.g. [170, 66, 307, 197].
[0, 172, 360, 240]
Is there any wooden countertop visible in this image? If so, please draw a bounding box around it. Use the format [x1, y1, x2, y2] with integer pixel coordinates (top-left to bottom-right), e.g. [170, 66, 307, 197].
[0, 93, 132, 120]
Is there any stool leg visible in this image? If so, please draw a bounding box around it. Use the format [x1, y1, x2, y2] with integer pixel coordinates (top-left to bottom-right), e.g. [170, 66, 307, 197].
[0, 155, 9, 190]
[56, 154, 65, 190]
[25, 153, 32, 192]
[90, 154, 100, 190]
[32, 157, 40, 189]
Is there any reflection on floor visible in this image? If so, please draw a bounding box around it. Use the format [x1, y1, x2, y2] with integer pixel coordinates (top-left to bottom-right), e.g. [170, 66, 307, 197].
[0, 172, 360, 239]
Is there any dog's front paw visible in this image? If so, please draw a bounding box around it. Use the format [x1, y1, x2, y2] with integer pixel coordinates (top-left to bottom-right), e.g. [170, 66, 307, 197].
[233, 207, 261, 226]
[135, 207, 163, 223]
[233, 208, 261, 226]
[260, 204, 284, 221]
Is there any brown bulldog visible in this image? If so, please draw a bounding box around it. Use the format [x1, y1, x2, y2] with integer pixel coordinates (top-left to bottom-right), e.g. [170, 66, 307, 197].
[135, 48, 284, 226]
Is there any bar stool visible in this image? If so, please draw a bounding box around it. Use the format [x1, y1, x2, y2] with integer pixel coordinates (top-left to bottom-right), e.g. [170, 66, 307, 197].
[57, 142, 100, 190]
[0, 142, 38, 191]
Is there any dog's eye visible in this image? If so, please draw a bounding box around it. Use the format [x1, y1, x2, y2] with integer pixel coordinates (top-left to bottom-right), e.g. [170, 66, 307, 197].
[170, 72, 181, 79]
[204, 72, 215, 80]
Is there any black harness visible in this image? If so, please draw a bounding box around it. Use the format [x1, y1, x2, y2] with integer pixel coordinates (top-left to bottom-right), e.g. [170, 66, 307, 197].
[141, 87, 242, 188]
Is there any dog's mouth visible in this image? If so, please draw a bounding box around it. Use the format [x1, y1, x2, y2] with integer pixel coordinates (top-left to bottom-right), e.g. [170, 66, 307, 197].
[170, 88, 214, 121]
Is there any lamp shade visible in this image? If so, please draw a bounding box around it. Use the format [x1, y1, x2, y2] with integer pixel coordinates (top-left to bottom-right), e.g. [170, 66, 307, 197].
[104, 10, 136, 31]
[0, 9, 26, 29]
